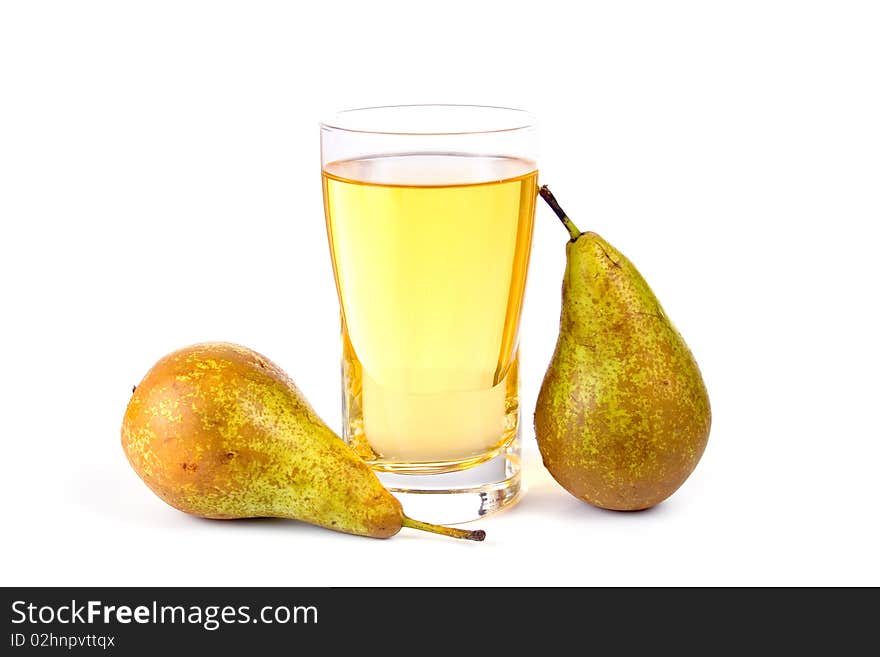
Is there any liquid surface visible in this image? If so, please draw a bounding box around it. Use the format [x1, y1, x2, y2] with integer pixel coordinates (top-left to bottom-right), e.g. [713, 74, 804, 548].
[323, 154, 537, 465]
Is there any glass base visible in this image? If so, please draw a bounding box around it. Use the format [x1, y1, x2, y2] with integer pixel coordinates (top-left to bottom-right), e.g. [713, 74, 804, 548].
[376, 437, 522, 525]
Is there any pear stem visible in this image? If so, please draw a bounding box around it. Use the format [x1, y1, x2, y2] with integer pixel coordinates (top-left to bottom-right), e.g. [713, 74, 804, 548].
[539, 185, 581, 241]
[401, 515, 486, 541]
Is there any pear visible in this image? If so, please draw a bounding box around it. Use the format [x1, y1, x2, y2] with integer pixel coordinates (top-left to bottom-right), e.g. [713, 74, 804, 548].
[121, 343, 484, 541]
[534, 187, 711, 511]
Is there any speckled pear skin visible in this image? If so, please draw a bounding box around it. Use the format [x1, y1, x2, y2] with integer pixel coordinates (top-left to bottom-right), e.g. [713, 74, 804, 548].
[535, 233, 711, 510]
[121, 343, 402, 538]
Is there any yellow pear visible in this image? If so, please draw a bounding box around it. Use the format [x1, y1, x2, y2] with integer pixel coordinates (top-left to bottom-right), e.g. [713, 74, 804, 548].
[122, 343, 484, 540]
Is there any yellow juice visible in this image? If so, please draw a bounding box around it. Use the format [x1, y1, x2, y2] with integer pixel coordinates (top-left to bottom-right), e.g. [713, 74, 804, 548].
[323, 154, 537, 471]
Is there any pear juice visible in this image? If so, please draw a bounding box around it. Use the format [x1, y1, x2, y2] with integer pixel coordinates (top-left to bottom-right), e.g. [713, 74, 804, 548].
[322, 154, 537, 471]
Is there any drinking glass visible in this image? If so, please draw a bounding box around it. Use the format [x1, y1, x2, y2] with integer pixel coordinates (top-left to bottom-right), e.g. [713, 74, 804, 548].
[321, 105, 537, 523]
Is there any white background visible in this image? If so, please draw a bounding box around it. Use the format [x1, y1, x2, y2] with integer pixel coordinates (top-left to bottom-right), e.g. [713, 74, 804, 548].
[1, 1, 878, 586]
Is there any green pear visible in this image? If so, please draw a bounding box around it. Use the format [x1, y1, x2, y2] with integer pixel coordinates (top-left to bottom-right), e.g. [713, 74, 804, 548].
[534, 187, 711, 510]
[122, 342, 484, 540]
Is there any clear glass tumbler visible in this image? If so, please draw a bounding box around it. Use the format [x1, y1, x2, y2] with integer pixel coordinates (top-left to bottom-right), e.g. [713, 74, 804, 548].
[321, 105, 537, 523]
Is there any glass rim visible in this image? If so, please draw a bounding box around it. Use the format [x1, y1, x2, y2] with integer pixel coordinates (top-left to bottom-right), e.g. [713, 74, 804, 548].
[320, 104, 536, 136]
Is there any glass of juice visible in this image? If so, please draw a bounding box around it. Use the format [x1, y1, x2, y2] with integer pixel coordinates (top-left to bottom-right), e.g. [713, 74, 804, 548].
[321, 105, 537, 523]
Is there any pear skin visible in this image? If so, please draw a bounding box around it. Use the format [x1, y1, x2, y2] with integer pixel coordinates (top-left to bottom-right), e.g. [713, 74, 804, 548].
[535, 188, 711, 510]
[122, 343, 484, 540]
